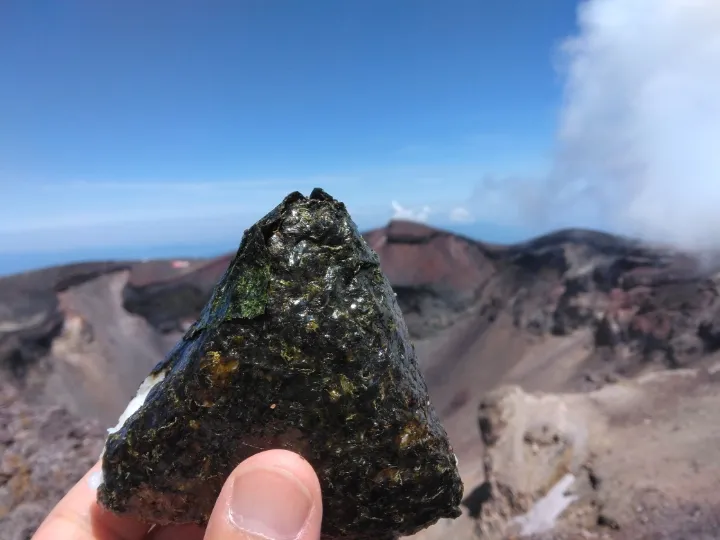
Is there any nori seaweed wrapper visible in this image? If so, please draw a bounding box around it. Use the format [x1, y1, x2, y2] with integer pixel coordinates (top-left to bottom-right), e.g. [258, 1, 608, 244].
[97, 188, 463, 539]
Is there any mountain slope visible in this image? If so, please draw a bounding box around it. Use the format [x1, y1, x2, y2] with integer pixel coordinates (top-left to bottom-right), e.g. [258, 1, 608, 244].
[3, 220, 720, 538]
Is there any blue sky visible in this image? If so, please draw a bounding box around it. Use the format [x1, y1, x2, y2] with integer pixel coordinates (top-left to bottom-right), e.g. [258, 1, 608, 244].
[2, 0, 717, 274]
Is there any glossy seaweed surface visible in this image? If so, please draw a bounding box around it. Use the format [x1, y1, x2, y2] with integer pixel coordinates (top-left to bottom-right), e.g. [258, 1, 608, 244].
[97, 188, 463, 539]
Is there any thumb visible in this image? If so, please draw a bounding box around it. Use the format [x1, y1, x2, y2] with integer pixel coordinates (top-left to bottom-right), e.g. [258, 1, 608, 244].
[203, 449, 323, 540]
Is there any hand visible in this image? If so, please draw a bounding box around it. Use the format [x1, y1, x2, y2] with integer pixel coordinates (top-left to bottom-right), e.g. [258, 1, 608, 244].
[33, 449, 323, 540]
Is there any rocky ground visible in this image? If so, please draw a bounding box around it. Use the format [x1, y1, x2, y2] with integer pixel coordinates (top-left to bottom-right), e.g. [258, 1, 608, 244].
[0, 383, 104, 540]
[414, 365, 720, 540]
[3, 220, 720, 538]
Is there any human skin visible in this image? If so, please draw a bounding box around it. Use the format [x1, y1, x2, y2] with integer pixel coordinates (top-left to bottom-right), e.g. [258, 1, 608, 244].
[32, 449, 323, 540]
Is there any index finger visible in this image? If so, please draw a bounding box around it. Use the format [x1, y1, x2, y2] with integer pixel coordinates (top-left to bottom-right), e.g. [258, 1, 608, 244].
[32, 460, 150, 540]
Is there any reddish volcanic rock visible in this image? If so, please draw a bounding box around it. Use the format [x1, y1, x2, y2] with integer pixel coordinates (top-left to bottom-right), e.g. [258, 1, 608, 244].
[364, 220, 504, 339]
[364, 220, 501, 292]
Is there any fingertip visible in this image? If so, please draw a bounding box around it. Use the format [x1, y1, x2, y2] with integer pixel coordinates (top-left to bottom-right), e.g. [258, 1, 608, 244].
[240, 449, 323, 505]
[204, 450, 323, 540]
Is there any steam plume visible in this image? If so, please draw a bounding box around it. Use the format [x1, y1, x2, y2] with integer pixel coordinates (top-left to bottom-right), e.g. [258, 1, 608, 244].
[524, 0, 720, 248]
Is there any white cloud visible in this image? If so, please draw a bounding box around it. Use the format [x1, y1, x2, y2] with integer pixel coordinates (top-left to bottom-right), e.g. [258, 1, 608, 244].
[553, 0, 720, 246]
[469, 0, 720, 249]
[449, 206, 475, 223]
[391, 201, 431, 223]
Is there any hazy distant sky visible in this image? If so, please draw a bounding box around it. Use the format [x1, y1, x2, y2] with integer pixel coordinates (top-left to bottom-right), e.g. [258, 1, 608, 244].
[1, 0, 719, 274]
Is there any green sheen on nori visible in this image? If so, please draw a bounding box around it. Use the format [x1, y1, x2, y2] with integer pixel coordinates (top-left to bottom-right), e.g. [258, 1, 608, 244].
[97, 188, 463, 539]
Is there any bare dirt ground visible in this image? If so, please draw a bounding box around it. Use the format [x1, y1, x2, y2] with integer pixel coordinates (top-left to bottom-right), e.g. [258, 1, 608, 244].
[413, 363, 720, 539]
